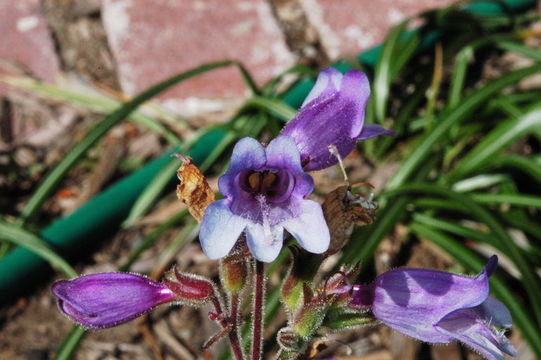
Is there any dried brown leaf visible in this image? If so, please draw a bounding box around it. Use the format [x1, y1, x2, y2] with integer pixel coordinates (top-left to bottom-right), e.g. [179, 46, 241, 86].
[174, 154, 215, 222]
[322, 185, 376, 256]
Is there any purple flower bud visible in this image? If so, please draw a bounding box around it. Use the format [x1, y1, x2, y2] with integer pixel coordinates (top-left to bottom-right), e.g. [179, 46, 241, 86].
[282, 67, 394, 171]
[52, 273, 177, 329]
[199, 135, 330, 262]
[350, 256, 516, 360]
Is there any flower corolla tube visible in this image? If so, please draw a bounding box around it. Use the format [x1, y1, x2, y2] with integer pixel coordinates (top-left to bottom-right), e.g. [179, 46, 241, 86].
[350, 256, 516, 360]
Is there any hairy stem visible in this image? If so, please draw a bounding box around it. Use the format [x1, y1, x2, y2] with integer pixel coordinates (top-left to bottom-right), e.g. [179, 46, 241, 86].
[251, 260, 265, 360]
[210, 296, 244, 360]
[229, 293, 244, 360]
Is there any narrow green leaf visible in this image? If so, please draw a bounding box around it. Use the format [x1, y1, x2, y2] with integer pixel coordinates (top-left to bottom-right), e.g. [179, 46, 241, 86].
[412, 213, 494, 245]
[470, 193, 541, 208]
[452, 174, 510, 192]
[448, 45, 474, 108]
[387, 63, 541, 190]
[0, 76, 182, 145]
[0, 220, 76, 278]
[242, 96, 297, 122]
[449, 104, 541, 180]
[373, 20, 409, 124]
[18, 60, 236, 226]
[53, 326, 86, 360]
[122, 157, 181, 228]
[498, 40, 541, 61]
[484, 154, 541, 184]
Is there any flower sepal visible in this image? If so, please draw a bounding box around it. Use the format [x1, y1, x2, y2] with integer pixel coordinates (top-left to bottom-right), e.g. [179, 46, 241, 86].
[281, 246, 323, 315]
[219, 240, 250, 295]
[322, 305, 377, 330]
[163, 267, 215, 306]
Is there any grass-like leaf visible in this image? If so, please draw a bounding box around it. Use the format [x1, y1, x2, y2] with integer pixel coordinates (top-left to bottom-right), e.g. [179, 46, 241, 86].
[0, 76, 182, 145]
[17, 60, 238, 226]
[387, 63, 541, 190]
[448, 104, 541, 180]
[0, 220, 76, 278]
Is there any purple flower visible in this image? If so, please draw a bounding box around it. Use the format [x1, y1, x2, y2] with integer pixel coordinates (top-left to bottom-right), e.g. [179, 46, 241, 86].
[350, 256, 516, 360]
[282, 67, 394, 171]
[199, 135, 329, 262]
[52, 273, 177, 328]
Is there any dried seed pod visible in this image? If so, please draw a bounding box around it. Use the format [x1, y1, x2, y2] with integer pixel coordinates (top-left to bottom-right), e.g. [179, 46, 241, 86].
[174, 154, 215, 222]
[322, 185, 377, 256]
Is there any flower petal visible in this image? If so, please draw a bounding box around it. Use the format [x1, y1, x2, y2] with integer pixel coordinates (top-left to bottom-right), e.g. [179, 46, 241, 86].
[436, 310, 517, 360]
[265, 135, 314, 197]
[52, 273, 176, 329]
[355, 124, 396, 141]
[470, 296, 513, 329]
[282, 199, 330, 254]
[218, 137, 266, 198]
[339, 70, 371, 137]
[371, 259, 494, 342]
[199, 200, 248, 259]
[245, 223, 284, 262]
[301, 67, 342, 107]
[282, 69, 371, 171]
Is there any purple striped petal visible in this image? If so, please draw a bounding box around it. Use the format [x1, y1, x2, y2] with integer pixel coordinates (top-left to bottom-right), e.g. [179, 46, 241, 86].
[355, 124, 396, 140]
[371, 263, 491, 341]
[282, 68, 392, 171]
[52, 273, 176, 329]
[436, 309, 517, 360]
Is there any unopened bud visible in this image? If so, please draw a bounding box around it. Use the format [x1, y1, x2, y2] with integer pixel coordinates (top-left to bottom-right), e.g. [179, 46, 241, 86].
[219, 255, 248, 294]
[277, 327, 304, 352]
[163, 268, 215, 304]
[292, 301, 327, 338]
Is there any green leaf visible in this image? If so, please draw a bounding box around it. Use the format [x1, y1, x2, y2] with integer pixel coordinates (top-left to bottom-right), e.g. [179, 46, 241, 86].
[448, 45, 474, 108]
[373, 20, 410, 124]
[53, 326, 86, 360]
[498, 40, 541, 61]
[484, 154, 541, 184]
[449, 104, 541, 180]
[242, 96, 296, 122]
[17, 60, 237, 226]
[387, 63, 541, 190]
[0, 76, 182, 145]
[0, 220, 76, 278]
[452, 174, 510, 192]
[470, 193, 541, 209]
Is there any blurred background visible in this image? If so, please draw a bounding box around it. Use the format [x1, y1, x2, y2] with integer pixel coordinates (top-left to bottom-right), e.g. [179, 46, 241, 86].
[1, 0, 541, 359]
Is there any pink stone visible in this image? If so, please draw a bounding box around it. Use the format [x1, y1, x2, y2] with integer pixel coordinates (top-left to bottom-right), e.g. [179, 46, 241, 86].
[0, 0, 60, 89]
[300, 0, 456, 59]
[101, 0, 295, 114]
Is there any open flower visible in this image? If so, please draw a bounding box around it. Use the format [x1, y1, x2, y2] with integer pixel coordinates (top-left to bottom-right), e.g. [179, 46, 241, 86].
[52, 271, 214, 329]
[282, 67, 394, 171]
[199, 135, 330, 262]
[350, 256, 516, 360]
